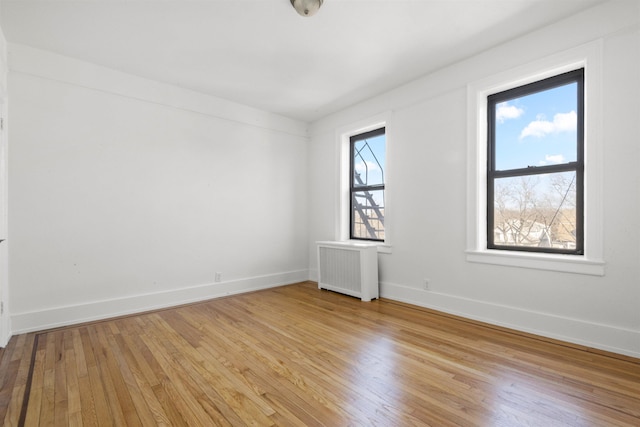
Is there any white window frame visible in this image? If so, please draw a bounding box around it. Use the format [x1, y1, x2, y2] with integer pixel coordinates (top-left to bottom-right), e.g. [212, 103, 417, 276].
[336, 111, 392, 254]
[466, 41, 605, 276]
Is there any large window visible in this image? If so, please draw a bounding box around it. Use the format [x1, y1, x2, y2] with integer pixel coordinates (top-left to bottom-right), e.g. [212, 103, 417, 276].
[467, 42, 603, 275]
[350, 127, 385, 241]
[487, 69, 584, 254]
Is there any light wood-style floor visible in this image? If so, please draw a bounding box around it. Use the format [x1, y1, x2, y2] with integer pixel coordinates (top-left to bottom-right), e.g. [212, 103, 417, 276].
[0, 282, 639, 426]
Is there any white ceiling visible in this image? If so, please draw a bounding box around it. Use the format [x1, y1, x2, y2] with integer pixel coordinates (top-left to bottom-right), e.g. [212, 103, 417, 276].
[0, 0, 605, 122]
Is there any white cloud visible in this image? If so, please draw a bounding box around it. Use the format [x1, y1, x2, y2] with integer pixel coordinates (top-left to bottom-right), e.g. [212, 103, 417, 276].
[520, 111, 577, 139]
[539, 154, 565, 165]
[496, 102, 524, 123]
[355, 161, 380, 174]
[553, 111, 578, 132]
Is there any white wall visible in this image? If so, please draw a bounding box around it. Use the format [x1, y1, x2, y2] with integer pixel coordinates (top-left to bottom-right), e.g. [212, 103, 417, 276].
[8, 44, 309, 333]
[308, 1, 640, 357]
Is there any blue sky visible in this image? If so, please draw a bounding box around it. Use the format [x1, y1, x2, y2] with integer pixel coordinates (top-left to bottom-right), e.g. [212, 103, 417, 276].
[495, 82, 577, 171]
[354, 133, 385, 187]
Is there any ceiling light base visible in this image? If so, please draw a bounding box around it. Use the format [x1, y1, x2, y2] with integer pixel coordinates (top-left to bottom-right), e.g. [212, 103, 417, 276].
[290, 0, 323, 17]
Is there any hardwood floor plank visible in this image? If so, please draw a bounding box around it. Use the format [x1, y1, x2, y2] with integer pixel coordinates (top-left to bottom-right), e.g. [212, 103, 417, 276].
[71, 329, 88, 379]
[0, 337, 19, 423]
[54, 331, 69, 426]
[39, 334, 57, 426]
[76, 328, 98, 427]
[95, 323, 142, 426]
[106, 329, 157, 426]
[3, 334, 36, 427]
[150, 383, 188, 426]
[112, 330, 171, 426]
[23, 343, 45, 426]
[192, 327, 329, 425]
[147, 313, 251, 426]
[1, 282, 638, 426]
[136, 315, 221, 426]
[82, 326, 115, 427]
[64, 336, 82, 423]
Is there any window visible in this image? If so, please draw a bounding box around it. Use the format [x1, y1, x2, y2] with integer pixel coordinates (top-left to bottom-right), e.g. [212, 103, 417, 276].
[350, 127, 385, 241]
[337, 112, 392, 252]
[487, 69, 584, 255]
[466, 40, 604, 275]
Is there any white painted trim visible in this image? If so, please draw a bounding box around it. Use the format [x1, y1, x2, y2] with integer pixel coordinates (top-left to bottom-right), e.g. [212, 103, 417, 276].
[381, 281, 640, 359]
[11, 270, 308, 334]
[465, 249, 605, 276]
[466, 40, 605, 275]
[0, 29, 8, 348]
[0, 242, 9, 347]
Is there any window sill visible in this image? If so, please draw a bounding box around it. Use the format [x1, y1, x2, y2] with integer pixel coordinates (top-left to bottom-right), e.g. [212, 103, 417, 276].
[341, 240, 392, 254]
[465, 249, 604, 276]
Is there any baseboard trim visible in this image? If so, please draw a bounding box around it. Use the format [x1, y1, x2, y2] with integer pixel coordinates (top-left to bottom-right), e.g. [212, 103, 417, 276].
[0, 318, 10, 348]
[380, 281, 640, 359]
[11, 269, 309, 335]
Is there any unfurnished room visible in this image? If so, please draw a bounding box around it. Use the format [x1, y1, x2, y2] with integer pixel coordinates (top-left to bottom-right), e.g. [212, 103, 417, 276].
[0, 0, 638, 425]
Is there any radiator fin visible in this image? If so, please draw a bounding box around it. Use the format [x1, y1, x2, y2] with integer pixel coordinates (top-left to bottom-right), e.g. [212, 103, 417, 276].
[319, 247, 362, 293]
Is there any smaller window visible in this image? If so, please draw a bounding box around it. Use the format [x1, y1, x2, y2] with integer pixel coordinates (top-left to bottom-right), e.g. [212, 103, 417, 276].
[487, 69, 584, 255]
[350, 128, 385, 241]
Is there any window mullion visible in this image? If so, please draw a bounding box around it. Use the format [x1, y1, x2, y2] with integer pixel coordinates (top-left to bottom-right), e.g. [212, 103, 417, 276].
[492, 163, 579, 179]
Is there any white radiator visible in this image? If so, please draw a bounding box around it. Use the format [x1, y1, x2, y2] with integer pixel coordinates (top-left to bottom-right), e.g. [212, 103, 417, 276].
[316, 241, 379, 301]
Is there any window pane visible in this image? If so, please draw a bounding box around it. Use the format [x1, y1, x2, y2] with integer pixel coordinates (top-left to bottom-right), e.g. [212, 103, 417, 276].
[352, 190, 384, 240]
[492, 172, 577, 249]
[353, 133, 385, 187]
[495, 82, 577, 171]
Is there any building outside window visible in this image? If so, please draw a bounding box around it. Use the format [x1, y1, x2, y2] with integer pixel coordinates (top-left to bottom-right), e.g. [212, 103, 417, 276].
[487, 68, 584, 254]
[350, 127, 386, 241]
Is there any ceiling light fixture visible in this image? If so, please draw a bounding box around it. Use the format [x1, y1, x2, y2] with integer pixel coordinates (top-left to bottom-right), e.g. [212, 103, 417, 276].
[290, 0, 323, 17]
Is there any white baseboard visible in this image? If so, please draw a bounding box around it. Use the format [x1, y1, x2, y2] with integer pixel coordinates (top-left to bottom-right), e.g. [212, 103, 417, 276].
[380, 281, 640, 359]
[11, 269, 309, 335]
[0, 316, 10, 347]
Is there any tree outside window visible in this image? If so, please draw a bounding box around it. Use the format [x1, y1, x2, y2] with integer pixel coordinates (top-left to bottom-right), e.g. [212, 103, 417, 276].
[488, 69, 584, 254]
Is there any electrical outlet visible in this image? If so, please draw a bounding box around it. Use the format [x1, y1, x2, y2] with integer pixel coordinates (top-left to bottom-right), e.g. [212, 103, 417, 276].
[215, 272, 222, 283]
[423, 279, 430, 290]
